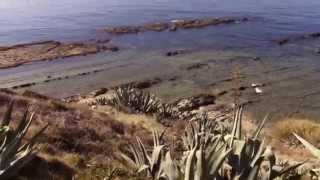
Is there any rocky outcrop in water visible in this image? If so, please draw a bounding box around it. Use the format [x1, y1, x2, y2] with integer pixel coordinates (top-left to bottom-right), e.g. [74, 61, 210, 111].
[104, 17, 249, 35]
[0, 40, 119, 68]
[165, 49, 189, 57]
[276, 32, 320, 45]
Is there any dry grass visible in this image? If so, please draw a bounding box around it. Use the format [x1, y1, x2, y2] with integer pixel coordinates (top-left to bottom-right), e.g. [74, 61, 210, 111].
[271, 118, 320, 147]
[0, 90, 154, 179]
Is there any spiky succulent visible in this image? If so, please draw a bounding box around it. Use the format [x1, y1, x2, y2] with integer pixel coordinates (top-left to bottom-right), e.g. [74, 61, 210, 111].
[121, 130, 165, 178]
[294, 133, 320, 160]
[96, 85, 181, 120]
[294, 133, 320, 179]
[0, 102, 47, 179]
[122, 106, 304, 180]
[97, 85, 161, 114]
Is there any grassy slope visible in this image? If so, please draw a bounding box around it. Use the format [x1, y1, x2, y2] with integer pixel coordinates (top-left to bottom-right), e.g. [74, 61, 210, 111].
[0, 90, 159, 179]
[1, 89, 320, 179]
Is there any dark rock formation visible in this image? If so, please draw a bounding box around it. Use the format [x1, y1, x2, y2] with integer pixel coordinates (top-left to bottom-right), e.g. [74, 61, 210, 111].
[104, 26, 141, 34]
[172, 94, 216, 111]
[276, 32, 320, 45]
[185, 63, 208, 70]
[104, 17, 249, 35]
[166, 49, 188, 57]
[133, 78, 162, 89]
[143, 22, 170, 31]
[88, 88, 109, 97]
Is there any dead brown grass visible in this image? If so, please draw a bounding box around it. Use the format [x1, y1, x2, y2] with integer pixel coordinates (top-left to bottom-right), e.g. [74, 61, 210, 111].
[271, 118, 320, 147]
[0, 90, 153, 179]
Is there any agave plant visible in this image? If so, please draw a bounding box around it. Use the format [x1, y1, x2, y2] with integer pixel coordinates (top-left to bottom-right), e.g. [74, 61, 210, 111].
[225, 106, 303, 180]
[294, 133, 320, 159]
[96, 85, 181, 120]
[106, 85, 162, 114]
[294, 133, 320, 178]
[122, 106, 304, 180]
[0, 102, 47, 179]
[121, 130, 166, 179]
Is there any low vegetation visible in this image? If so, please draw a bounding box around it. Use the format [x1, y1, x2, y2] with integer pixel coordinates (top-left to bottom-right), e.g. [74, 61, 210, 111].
[121, 106, 306, 180]
[96, 85, 180, 121]
[272, 118, 320, 146]
[0, 101, 46, 179]
[0, 89, 319, 179]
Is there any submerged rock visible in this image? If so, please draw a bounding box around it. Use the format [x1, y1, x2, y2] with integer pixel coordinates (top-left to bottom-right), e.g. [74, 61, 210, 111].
[185, 63, 208, 70]
[143, 22, 170, 31]
[276, 32, 320, 45]
[104, 17, 249, 35]
[166, 49, 188, 57]
[104, 26, 142, 34]
[0, 40, 119, 68]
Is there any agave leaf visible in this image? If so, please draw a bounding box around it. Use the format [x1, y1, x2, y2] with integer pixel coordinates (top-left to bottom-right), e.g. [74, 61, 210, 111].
[0, 136, 7, 151]
[129, 144, 143, 166]
[1, 101, 13, 127]
[236, 106, 243, 139]
[294, 133, 320, 159]
[275, 161, 305, 178]
[0, 113, 34, 169]
[150, 145, 165, 175]
[120, 153, 138, 169]
[250, 139, 266, 167]
[138, 164, 150, 173]
[0, 126, 9, 137]
[232, 139, 246, 156]
[0, 149, 35, 179]
[26, 123, 49, 147]
[247, 157, 264, 180]
[0, 104, 45, 180]
[205, 136, 223, 160]
[230, 106, 244, 147]
[161, 152, 180, 180]
[184, 146, 197, 180]
[194, 146, 203, 180]
[136, 137, 151, 166]
[253, 114, 269, 140]
[209, 148, 232, 176]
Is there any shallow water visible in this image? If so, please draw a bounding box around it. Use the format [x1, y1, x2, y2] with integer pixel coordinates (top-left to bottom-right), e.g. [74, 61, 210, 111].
[1, 0, 320, 120]
[1, 0, 320, 46]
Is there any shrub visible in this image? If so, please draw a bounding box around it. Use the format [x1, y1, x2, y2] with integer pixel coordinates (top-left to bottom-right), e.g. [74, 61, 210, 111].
[272, 118, 320, 146]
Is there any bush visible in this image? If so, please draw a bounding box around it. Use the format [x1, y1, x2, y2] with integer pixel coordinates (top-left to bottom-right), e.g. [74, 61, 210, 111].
[273, 118, 320, 146]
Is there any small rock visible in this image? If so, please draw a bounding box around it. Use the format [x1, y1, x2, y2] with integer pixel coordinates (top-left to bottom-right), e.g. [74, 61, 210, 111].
[166, 49, 187, 57]
[254, 87, 263, 94]
[89, 88, 109, 97]
[185, 63, 208, 70]
[251, 83, 265, 88]
[277, 38, 289, 45]
[253, 57, 261, 61]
